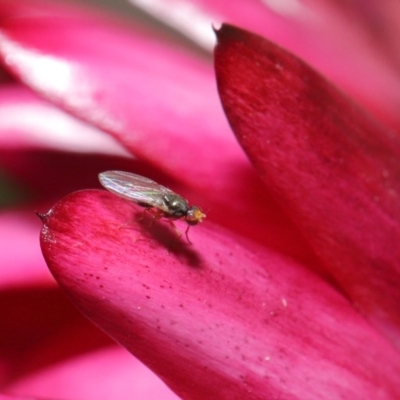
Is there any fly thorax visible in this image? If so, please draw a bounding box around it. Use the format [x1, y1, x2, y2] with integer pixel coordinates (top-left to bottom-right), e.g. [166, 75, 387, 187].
[163, 194, 188, 217]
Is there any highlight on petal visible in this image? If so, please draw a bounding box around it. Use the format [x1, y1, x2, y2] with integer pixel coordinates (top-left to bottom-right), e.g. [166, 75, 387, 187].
[214, 24, 400, 350]
[6, 346, 179, 400]
[39, 189, 400, 399]
[0, 85, 130, 156]
[0, 0, 236, 183]
[128, 0, 400, 130]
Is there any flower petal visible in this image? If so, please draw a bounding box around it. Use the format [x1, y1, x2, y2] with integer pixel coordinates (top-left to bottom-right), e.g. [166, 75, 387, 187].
[0, 210, 53, 289]
[0, 85, 130, 156]
[0, 1, 322, 262]
[0, 0, 236, 183]
[0, 286, 113, 386]
[6, 346, 179, 400]
[129, 0, 400, 130]
[214, 24, 400, 349]
[39, 189, 400, 399]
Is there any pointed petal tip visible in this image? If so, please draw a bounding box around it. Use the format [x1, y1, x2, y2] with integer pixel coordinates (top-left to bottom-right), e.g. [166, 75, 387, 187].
[214, 23, 245, 45]
[35, 210, 51, 223]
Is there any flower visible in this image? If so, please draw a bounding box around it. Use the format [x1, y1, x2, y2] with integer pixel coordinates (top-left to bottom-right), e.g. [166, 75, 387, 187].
[0, 0, 399, 399]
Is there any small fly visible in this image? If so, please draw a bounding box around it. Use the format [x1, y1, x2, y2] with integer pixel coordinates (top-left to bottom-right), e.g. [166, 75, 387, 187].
[98, 170, 206, 243]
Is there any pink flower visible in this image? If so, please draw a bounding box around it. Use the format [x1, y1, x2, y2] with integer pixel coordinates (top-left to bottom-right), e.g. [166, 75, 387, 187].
[0, 0, 399, 399]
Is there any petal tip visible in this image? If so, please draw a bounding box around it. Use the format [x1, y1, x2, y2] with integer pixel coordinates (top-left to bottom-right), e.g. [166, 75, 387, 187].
[35, 210, 51, 224]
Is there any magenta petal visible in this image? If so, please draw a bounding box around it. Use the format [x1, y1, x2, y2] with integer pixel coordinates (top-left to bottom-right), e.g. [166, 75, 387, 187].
[214, 24, 400, 350]
[0, 210, 54, 289]
[130, 0, 400, 129]
[7, 346, 179, 400]
[40, 190, 400, 399]
[0, 0, 236, 182]
[0, 2, 320, 260]
[0, 85, 129, 156]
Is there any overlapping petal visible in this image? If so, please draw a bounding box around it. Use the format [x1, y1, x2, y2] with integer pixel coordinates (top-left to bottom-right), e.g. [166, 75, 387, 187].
[0, 0, 317, 261]
[128, 0, 400, 130]
[0, 85, 130, 156]
[39, 189, 400, 399]
[0, 0, 236, 182]
[1, 0, 399, 398]
[0, 286, 113, 386]
[6, 346, 179, 400]
[214, 24, 400, 350]
[0, 210, 53, 289]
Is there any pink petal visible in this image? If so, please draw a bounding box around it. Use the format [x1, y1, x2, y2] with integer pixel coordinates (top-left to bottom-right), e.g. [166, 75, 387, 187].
[0, 210, 53, 289]
[307, 0, 400, 68]
[128, 0, 400, 130]
[0, 85, 130, 156]
[0, 0, 236, 183]
[6, 346, 179, 400]
[39, 189, 400, 399]
[0, 395, 41, 400]
[214, 24, 400, 350]
[0, 1, 320, 262]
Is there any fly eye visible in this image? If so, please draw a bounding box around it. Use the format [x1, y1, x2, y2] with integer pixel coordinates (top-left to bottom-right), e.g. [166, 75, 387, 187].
[186, 206, 206, 225]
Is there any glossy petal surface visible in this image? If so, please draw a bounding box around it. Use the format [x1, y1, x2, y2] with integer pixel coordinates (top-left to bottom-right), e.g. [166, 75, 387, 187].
[215, 24, 400, 350]
[0, 85, 130, 156]
[39, 189, 400, 399]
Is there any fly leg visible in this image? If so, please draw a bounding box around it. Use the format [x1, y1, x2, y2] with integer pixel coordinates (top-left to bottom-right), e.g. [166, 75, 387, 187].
[166, 220, 192, 244]
[167, 220, 185, 241]
[144, 208, 164, 227]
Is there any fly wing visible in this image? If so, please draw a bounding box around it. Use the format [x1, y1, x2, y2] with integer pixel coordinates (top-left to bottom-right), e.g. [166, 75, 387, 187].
[99, 171, 173, 213]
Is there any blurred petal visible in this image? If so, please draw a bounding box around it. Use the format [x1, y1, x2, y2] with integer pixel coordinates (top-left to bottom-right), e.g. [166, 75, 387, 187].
[0, 0, 235, 182]
[128, 0, 400, 130]
[0, 286, 113, 387]
[0, 0, 319, 261]
[39, 189, 400, 399]
[7, 346, 179, 400]
[306, 0, 400, 68]
[214, 24, 400, 349]
[0, 395, 41, 400]
[0, 210, 53, 289]
[0, 85, 130, 156]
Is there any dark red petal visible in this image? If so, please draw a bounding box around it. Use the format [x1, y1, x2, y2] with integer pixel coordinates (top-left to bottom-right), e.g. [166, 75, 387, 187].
[0, 287, 113, 385]
[39, 190, 400, 399]
[214, 24, 400, 350]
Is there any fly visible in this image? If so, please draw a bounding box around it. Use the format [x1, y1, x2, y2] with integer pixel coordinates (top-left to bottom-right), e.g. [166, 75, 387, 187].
[98, 170, 206, 243]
